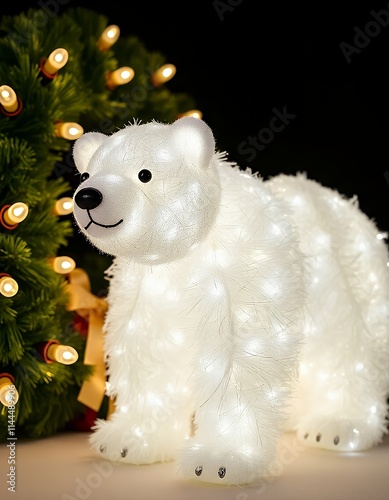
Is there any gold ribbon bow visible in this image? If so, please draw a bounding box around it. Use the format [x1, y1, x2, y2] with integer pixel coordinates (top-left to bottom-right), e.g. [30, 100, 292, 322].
[66, 268, 110, 413]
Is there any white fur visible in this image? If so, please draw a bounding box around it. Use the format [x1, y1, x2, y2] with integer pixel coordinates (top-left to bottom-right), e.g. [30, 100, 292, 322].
[72, 117, 389, 486]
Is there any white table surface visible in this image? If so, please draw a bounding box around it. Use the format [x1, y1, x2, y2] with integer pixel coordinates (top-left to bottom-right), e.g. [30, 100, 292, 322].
[1, 430, 388, 500]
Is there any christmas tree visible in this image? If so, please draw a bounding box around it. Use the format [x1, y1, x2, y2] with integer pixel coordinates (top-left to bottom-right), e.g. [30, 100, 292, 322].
[0, 6, 198, 440]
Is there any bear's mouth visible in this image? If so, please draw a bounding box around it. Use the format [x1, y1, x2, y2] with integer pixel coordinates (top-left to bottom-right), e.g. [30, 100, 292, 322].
[84, 209, 123, 230]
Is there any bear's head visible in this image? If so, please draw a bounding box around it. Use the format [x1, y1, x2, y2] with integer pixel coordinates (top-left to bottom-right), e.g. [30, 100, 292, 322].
[72, 116, 221, 265]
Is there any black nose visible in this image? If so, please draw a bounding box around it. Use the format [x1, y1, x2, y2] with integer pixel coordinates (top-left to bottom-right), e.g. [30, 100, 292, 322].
[75, 188, 103, 210]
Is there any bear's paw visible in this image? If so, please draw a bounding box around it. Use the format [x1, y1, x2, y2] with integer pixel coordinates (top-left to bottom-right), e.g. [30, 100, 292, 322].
[296, 415, 383, 452]
[177, 437, 273, 486]
[89, 417, 178, 464]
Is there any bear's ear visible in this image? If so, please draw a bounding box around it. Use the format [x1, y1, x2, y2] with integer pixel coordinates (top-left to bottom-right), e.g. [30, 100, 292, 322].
[72, 132, 107, 173]
[169, 117, 215, 169]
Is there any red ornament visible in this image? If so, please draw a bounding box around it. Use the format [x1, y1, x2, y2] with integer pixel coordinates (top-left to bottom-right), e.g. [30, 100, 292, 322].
[72, 312, 89, 337]
[70, 406, 98, 432]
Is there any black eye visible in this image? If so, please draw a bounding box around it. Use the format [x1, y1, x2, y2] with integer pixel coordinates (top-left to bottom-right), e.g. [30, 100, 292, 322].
[138, 169, 152, 183]
[80, 172, 90, 183]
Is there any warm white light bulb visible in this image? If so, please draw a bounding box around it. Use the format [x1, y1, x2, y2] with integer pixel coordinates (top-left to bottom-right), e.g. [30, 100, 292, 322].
[121, 69, 131, 80]
[0, 85, 18, 113]
[43, 48, 69, 75]
[97, 25, 120, 50]
[61, 261, 72, 271]
[54, 197, 74, 215]
[0, 377, 19, 406]
[54, 122, 84, 140]
[47, 344, 79, 365]
[49, 256, 76, 274]
[151, 64, 176, 86]
[106, 66, 135, 89]
[107, 27, 118, 39]
[178, 110, 203, 119]
[2, 202, 28, 226]
[0, 276, 19, 298]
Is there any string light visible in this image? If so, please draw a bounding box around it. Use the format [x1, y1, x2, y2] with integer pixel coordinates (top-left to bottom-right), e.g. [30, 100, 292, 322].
[54, 197, 74, 216]
[41, 48, 69, 76]
[0, 202, 29, 229]
[177, 110, 203, 119]
[3, 202, 28, 225]
[0, 374, 19, 407]
[97, 25, 120, 51]
[39, 340, 79, 365]
[47, 342, 79, 365]
[151, 64, 176, 86]
[0, 274, 18, 298]
[0, 85, 20, 114]
[54, 122, 84, 140]
[106, 66, 135, 90]
[48, 256, 76, 274]
[0, 85, 17, 112]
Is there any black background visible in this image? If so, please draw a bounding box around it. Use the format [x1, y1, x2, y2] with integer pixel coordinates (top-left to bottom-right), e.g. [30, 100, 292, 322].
[2, 0, 389, 233]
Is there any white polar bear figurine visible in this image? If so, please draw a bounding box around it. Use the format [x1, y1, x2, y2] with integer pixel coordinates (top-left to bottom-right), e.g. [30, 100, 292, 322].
[72, 116, 389, 486]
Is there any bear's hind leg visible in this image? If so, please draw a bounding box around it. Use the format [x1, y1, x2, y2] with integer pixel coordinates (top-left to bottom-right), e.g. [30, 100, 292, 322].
[295, 308, 389, 452]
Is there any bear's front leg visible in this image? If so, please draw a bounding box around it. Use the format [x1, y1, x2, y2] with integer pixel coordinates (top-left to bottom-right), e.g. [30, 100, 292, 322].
[177, 267, 302, 486]
[90, 387, 190, 465]
[89, 263, 195, 465]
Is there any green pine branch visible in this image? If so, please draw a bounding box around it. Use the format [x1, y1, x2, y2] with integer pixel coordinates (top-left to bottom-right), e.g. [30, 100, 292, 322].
[0, 5, 197, 440]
